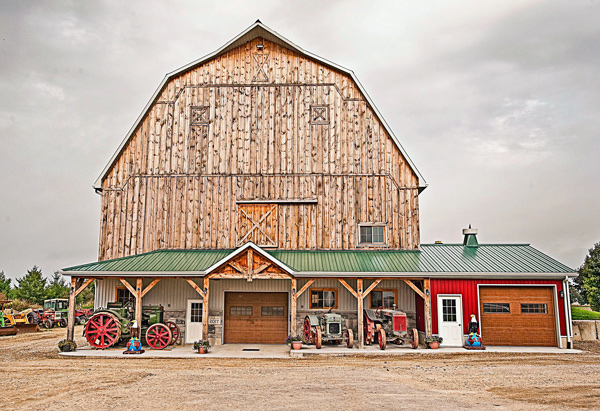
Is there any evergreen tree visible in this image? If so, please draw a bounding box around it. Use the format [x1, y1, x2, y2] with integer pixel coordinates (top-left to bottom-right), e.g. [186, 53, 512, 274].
[13, 266, 47, 305]
[579, 242, 600, 312]
[46, 271, 69, 299]
[0, 271, 11, 299]
[77, 281, 95, 307]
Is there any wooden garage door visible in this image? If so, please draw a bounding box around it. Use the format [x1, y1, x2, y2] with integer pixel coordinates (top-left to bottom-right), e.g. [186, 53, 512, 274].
[480, 286, 556, 346]
[224, 292, 288, 344]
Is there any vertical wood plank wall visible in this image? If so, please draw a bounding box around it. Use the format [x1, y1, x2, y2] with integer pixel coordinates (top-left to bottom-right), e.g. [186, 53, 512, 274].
[99, 38, 420, 260]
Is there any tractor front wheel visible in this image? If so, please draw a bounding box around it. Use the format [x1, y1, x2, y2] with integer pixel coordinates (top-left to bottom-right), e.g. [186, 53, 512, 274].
[315, 327, 322, 349]
[59, 319, 67, 328]
[346, 329, 354, 349]
[378, 329, 387, 350]
[85, 313, 122, 349]
[146, 323, 172, 350]
[44, 319, 53, 329]
[164, 321, 180, 345]
[411, 328, 419, 349]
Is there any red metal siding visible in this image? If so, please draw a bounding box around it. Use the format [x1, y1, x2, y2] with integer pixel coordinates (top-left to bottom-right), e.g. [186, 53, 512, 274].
[430, 279, 566, 336]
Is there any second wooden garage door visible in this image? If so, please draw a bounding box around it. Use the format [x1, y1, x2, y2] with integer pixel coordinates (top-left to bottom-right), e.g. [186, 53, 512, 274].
[224, 292, 288, 344]
[480, 286, 557, 346]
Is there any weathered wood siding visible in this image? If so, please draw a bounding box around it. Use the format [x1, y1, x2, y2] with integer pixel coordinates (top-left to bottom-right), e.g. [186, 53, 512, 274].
[99, 38, 420, 260]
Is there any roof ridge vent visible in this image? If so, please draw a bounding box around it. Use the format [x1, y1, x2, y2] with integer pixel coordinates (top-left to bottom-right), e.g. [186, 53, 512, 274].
[462, 225, 478, 248]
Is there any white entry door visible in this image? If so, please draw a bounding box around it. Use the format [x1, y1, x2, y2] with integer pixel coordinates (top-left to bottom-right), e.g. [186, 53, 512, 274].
[437, 295, 463, 346]
[186, 299, 203, 343]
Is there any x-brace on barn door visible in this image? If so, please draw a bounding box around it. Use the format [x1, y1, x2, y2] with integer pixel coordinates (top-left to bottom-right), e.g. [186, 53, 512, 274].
[237, 204, 278, 247]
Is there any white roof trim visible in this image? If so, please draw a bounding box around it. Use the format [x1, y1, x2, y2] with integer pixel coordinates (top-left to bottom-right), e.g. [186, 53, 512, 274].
[94, 21, 427, 190]
[203, 242, 296, 275]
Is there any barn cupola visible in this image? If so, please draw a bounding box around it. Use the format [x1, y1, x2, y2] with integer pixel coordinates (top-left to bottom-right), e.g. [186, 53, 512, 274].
[462, 225, 479, 248]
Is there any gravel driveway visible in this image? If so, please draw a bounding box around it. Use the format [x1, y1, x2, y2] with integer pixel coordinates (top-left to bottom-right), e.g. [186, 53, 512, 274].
[1, 327, 599, 410]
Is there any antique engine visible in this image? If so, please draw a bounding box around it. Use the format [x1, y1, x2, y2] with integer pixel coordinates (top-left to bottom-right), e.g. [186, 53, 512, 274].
[303, 312, 353, 349]
[363, 308, 418, 350]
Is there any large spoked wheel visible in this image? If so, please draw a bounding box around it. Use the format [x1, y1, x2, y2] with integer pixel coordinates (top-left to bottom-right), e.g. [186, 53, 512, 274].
[164, 321, 180, 345]
[411, 328, 419, 349]
[146, 323, 172, 350]
[378, 329, 387, 350]
[85, 313, 122, 349]
[315, 327, 322, 349]
[303, 317, 313, 344]
[346, 329, 354, 349]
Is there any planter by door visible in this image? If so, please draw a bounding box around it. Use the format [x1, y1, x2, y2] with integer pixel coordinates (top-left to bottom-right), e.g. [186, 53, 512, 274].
[198, 347, 207, 354]
[429, 341, 439, 349]
[291, 341, 302, 350]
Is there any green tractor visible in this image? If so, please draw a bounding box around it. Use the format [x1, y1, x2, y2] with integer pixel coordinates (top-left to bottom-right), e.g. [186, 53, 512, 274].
[84, 302, 179, 350]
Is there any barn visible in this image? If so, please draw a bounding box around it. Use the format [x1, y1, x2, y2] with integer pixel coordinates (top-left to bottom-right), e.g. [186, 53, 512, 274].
[60, 21, 576, 349]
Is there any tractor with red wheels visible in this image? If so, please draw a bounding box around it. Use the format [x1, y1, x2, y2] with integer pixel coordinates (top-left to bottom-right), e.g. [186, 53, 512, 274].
[363, 307, 419, 350]
[84, 302, 180, 350]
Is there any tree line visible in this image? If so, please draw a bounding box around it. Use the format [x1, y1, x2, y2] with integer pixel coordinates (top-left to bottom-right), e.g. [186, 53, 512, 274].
[572, 242, 600, 312]
[0, 266, 94, 308]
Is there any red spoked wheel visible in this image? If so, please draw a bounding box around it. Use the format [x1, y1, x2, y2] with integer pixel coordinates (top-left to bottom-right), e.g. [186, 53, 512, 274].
[146, 323, 172, 350]
[378, 329, 387, 350]
[411, 328, 419, 349]
[346, 329, 354, 349]
[164, 321, 180, 345]
[303, 317, 313, 344]
[85, 313, 122, 349]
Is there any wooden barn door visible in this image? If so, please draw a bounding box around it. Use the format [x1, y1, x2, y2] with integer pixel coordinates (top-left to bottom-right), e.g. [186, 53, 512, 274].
[237, 204, 278, 247]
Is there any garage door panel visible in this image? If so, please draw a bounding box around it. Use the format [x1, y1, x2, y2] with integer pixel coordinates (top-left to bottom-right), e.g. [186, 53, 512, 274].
[224, 292, 288, 344]
[480, 287, 556, 347]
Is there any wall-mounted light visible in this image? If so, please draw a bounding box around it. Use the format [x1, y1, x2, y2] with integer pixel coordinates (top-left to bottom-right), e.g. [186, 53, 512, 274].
[559, 290, 564, 298]
[425, 289, 430, 297]
[257, 44, 264, 50]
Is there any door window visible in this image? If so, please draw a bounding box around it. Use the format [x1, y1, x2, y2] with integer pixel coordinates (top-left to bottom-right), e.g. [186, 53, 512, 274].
[442, 298, 457, 322]
[190, 302, 203, 322]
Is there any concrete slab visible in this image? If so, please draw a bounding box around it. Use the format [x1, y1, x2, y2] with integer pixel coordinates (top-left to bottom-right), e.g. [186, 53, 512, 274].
[60, 344, 291, 359]
[61, 343, 580, 359]
[291, 344, 581, 357]
[577, 320, 598, 341]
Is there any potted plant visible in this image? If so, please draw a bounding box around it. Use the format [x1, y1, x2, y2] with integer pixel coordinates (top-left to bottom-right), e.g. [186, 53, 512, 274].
[193, 339, 210, 354]
[58, 339, 77, 352]
[424, 336, 443, 349]
[286, 334, 307, 350]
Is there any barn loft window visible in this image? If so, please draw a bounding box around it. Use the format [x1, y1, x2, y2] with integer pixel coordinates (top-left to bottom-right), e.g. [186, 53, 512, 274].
[483, 303, 510, 313]
[359, 224, 386, 245]
[191, 106, 209, 125]
[310, 105, 329, 124]
[310, 289, 338, 309]
[252, 53, 269, 82]
[237, 204, 278, 247]
[115, 287, 133, 303]
[521, 303, 548, 314]
[369, 289, 398, 309]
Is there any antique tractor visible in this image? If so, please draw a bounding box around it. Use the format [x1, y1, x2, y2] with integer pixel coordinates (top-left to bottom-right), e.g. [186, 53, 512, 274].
[364, 308, 418, 350]
[84, 302, 180, 350]
[303, 311, 353, 349]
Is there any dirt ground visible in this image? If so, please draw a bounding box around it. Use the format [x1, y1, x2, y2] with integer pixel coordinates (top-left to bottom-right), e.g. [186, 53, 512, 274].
[1, 328, 600, 410]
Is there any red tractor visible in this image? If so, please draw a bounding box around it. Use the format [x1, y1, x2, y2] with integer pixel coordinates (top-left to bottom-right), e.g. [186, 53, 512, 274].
[363, 308, 419, 350]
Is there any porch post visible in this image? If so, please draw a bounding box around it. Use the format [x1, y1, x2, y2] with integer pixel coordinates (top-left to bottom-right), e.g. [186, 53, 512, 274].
[202, 277, 210, 339]
[424, 278, 432, 337]
[135, 278, 143, 327]
[66, 277, 77, 341]
[357, 279, 364, 349]
[290, 278, 297, 335]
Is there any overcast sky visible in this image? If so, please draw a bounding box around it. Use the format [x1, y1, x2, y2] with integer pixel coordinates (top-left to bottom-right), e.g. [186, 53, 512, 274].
[1, 0, 599, 280]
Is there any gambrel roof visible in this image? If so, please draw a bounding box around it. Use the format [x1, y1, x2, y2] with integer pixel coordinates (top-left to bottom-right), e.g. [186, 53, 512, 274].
[95, 21, 427, 191]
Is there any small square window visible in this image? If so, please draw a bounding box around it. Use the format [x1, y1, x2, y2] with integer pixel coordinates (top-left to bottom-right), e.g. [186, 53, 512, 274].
[191, 106, 209, 125]
[310, 106, 329, 124]
[359, 225, 386, 245]
[370, 290, 397, 309]
[310, 289, 337, 309]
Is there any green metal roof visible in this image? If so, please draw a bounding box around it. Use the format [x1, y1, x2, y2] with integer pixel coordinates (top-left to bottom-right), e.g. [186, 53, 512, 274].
[60, 244, 575, 277]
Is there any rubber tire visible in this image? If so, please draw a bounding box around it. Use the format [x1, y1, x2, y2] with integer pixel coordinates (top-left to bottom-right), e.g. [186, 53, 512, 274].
[44, 319, 53, 329]
[346, 329, 354, 349]
[411, 328, 419, 349]
[59, 319, 67, 328]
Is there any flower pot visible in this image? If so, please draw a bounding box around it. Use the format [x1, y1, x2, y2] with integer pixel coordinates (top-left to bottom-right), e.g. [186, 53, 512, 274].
[291, 341, 302, 350]
[428, 341, 439, 349]
[198, 347, 207, 354]
[60, 345, 74, 352]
